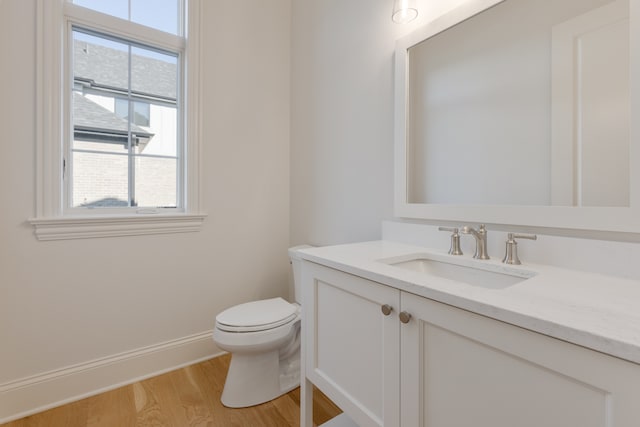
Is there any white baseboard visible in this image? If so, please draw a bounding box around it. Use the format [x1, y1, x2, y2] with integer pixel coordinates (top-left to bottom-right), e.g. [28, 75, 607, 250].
[0, 330, 222, 424]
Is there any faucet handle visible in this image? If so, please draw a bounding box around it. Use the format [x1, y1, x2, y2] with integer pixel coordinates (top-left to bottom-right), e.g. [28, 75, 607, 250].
[512, 233, 537, 241]
[502, 233, 537, 265]
[438, 227, 463, 255]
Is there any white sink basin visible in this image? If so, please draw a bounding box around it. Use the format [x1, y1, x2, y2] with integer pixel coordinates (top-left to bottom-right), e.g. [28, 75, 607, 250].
[380, 254, 536, 289]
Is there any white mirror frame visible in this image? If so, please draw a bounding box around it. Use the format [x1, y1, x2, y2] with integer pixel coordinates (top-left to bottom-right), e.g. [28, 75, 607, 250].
[394, 0, 640, 234]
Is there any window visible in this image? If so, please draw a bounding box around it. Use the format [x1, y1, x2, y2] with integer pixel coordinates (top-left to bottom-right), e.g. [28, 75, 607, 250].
[71, 29, 177, 208]
[32, 0, 204, 240]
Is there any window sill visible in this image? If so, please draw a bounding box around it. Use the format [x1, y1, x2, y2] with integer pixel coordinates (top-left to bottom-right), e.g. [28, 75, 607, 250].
[29, 213, 207, 241]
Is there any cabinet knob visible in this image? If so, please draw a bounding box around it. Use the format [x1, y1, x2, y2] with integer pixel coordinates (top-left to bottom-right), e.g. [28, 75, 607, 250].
[381, 304, 393, 316]
[399, 311, 412, 324]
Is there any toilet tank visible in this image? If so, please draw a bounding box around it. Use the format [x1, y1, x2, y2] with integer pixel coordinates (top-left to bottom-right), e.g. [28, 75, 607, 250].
[288, 245, 313, 304]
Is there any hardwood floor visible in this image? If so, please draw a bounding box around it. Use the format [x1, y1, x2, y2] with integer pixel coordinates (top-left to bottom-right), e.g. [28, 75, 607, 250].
[3, 354, 341, 427]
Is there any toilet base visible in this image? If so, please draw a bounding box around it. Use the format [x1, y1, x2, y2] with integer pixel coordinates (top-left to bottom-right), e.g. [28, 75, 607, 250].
[221, 347, 300, 408]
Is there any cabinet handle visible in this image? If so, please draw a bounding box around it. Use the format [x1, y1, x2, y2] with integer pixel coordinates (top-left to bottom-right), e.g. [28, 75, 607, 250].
[381, 304, 393, 316]
[399, 311, 412, 324]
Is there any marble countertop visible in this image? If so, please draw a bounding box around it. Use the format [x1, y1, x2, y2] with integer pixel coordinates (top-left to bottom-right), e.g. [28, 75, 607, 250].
[299, 240, 640, 365]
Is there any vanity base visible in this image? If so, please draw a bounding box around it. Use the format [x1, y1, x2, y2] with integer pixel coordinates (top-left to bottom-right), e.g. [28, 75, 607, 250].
[320, 413, 358, 427]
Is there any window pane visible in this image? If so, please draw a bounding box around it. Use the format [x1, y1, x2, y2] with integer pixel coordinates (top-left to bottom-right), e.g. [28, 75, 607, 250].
[74, 31, 129, 91]
[131, 46, 178, 100]
[134, 156, 177, 208]
[131, 46, 178, 157]
[131, 0, 181, 35]
[73, 0, 128, 21]
[72, 92, 132, 154]
[72, 152, 129, 207]
[72, 0, 182, 35]
[70, 28, 180, 211]
[134, 103, 178, 157]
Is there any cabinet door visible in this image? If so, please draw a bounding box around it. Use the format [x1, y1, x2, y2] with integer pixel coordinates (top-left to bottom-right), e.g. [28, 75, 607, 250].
[302, 262, 400, 427]
[400, 292, 640, 427]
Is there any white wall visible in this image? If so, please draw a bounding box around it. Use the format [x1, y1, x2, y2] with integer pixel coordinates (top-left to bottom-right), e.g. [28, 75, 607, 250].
[290, 0, 420, 246]
[0, 0, 291, 421]
[290, 0, 464, 247]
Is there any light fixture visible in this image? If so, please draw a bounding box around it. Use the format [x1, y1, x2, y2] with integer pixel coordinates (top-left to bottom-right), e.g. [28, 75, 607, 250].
[392, 0, 418, 24]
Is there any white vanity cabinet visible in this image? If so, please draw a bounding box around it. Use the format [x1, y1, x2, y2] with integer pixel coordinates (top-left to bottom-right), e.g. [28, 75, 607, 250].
[301, 261, 640, 427]
[400, 292, 640, 426]
[301, 261, 401, 427]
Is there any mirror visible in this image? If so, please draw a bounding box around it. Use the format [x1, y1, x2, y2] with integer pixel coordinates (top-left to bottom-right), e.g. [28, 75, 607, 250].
[394, 0, 640, 233]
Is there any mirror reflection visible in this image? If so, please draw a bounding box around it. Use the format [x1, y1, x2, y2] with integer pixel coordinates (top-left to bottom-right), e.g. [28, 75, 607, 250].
[407, 0, 629, 207]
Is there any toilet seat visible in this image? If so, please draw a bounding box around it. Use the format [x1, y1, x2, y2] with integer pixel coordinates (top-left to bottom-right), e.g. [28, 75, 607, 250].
[216, 297, 299, 333]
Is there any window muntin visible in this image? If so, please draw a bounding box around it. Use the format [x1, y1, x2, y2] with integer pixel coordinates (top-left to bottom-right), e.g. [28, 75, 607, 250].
[71, 0, 182, 36]
[70, 27, 180, 209]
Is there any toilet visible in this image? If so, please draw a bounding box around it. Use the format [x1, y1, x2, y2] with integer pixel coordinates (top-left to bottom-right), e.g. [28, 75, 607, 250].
[212, 245, 310, 408]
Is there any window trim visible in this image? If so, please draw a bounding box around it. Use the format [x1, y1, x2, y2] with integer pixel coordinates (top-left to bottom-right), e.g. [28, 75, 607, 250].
[31, 0, 205, 240]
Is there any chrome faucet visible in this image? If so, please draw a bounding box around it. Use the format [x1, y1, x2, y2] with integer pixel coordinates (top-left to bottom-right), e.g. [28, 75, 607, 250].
[438, 226, 463, 255]
[461, 224, 490, 260]
[503, 233, 537, 265]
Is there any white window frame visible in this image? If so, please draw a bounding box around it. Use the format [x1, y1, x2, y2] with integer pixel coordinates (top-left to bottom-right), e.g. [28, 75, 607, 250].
[31, 0, 205, 240]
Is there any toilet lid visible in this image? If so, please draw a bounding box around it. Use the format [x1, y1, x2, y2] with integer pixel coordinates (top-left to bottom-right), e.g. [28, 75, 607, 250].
[216, 297, 299, 332]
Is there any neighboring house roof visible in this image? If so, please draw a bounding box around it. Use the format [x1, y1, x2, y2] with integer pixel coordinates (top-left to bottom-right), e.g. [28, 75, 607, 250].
[72, 39, 170, 142]
[74, 40, 177, 101]
[73, 92, 153, 138]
